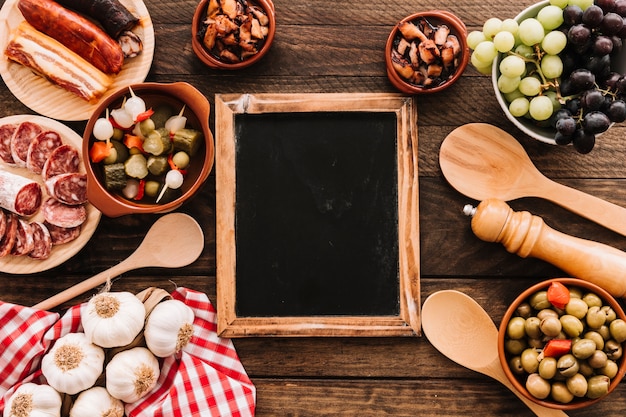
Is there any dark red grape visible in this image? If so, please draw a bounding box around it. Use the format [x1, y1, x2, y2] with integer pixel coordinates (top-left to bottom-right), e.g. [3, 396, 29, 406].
[596, 0, 617, 12]
[568, 24, 592, 45]
[556, 117, 578, 136]
[600, 12, 625, 33]
[593, 35, 614, 54]
[582, 111, 611, 133]
[581, 89, 605, 110]
[607, 99, 626, 121]
[617, 76, 626, 92]
[602, 72, 622, 89]
[584, 54, 611, 77]
[573, 129, 596, 153]
[615, 0, 626, 16]
[564, 5, 585, 24]
[610, 35, 623, 54]
[568, 68, 596, 91]
[565, 97, 582, 115]
[583, 5, 606, 27]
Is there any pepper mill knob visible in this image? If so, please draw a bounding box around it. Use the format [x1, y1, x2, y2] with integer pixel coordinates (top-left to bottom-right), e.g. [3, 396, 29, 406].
[465, 198, 626, 298]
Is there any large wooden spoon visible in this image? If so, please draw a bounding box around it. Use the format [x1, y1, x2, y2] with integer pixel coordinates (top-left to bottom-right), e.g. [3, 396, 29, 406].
[422, 290, 568, 417]
[439, 123, 626, 237]
[33, 213, 204, 310]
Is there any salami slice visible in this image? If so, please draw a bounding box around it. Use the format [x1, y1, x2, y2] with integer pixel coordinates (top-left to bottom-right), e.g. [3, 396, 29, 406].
[29, 222, 53, 259]
[10, 122, 44, 167]
[42, 198, 87, 228]
[0, 123, 18, 164]
[0, 213, 18, 257]
[44, 221, 81, 245]
[26, 130, 63, 174]
[0, 169, 43, 216]
[46, 172, 87, 205]
[11, 219, 35, 256]
[0, 209, 6, 239]
[41, 144, 80, 181]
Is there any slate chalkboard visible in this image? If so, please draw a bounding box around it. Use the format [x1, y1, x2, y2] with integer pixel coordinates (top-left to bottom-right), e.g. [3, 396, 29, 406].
[234, 111, 399, 317]
[215, 93, 420, 337]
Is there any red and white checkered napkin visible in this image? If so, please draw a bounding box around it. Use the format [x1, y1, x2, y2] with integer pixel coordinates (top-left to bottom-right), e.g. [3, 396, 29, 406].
[0, 287, 256, 417]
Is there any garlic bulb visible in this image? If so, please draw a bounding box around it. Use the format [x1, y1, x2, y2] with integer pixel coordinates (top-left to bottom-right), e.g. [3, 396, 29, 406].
[3, 383, 62, 417]
[69, 386, 124, 417]
[41, 332, 104, 395]
[82, 291, 146, 348]
[106, 347, 160, 403]
[144, 299, 195, 357]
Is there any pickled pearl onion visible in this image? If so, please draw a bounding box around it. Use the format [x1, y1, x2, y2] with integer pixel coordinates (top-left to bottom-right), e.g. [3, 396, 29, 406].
[165, 105, 187, 134]
[125, 86, 146, 121]
[156, 169, 184, 203]
[93, 109, 114, 141]
[111, 108, 134, 129]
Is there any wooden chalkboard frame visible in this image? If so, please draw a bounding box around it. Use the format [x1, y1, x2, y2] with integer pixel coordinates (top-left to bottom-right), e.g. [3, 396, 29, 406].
[215, 93, 420, 337]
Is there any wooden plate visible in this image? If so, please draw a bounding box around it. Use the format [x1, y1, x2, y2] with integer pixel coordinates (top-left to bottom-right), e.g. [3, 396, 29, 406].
[0, 115, 101, 274]
[0, 0, 154, 121]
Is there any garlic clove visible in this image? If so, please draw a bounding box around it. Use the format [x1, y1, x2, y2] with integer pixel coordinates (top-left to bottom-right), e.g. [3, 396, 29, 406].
[144, 299, 195, 358]
[3, 382, 62, 417]
[105, 347, 160, 403]
[40, 332, 105, 395]
[82, 291, 146, 348]
[69, 386, 124, 417]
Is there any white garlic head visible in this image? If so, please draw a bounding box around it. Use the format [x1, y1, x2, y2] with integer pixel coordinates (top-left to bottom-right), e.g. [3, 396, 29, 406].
[3, 383, 62, 417]
[82, 291, 146, 348]
[144, 299, 195, 358]
[40, 332, 104, 395]
[106, 347, 160, 403]
[69, 386, 124, 417]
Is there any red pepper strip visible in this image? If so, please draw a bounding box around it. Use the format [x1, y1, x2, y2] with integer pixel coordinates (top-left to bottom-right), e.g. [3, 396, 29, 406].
[542, 339, 572, 358]
[124, 134, 144, 152]
[135, 108, 154, 123]
[547, 281, 570, 310]
[89, 141, 113, 163]
[134, 179, 146, 200]
[167, 153, 187, 175]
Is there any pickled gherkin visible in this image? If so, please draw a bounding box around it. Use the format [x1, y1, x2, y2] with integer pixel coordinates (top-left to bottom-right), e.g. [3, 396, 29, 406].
[143, 129, 172, 156]
[103, 163, 127, 190]
[147, 155, 169, 176]
[173, 128, 203, 156]
[124, 154, 149, 179]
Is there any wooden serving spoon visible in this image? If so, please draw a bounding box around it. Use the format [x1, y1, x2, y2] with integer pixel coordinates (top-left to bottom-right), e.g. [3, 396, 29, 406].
[33, 213, 204, 310]
[439, 123, 626, 237]
[422, 290, 569, 417]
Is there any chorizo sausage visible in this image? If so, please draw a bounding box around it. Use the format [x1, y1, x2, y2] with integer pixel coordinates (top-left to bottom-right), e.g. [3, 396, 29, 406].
[0, 169, 43, 217]
[26, 130, 63, 174]
[41, 144, 80, 181]
[45, 172, 88, 206]
[55, 0, 139, 39]
[10, 121, 43, 168]
[18, 0, 124, 74]
[0, 212, 18, 258]
[42, 198, 87, 228]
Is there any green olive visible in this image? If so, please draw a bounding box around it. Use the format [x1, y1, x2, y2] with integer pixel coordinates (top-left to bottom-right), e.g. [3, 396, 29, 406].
[537, 308, 559, 320]
[597, 325, 611, 341]
[586, 375, 610, 399]
[526, 373, 551, 400]
[112, 127, 124, 141]
[528, 338, 543, 349]
[139, 118, 156, 136]
[538, 356, 557, 379]
[569, 286, 584, 299]
[516, 302, 532, 319]
[599, 359, 618, 379]
[144, 180, 161, 197]
[587, 350, 608, 369]
[601, 306, 617, 323]
[172, 151, 190, 169]
[521, 348, 540, 374]
[583, 292, 603, 308]
[529, 291, 551, 310]
[540, 316, 562, 337]
[565, 297, 588, 319]
[572, 338, 597, 360]
[509, 356, 524, 375]
[103, 147, 118, 165]
[604, 340, 623, 360]
[557, 354, 579, 377]
[578, 360, 594, 378]
[584, 331, 605, 350]
[505, 338, 527, 356]
[524, 317, 542, 339]
[551, 381, 574, 403]
[560, 314, 584, 338]
[507, 316, 526, 340]
[566, 373, 588, 397]
[609, 319, 626, 343]
[587, 306, 607, 329]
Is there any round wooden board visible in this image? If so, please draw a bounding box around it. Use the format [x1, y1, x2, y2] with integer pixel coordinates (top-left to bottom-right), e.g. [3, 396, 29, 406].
[0, 0, 155, 121]
[0, 115, 101, 274]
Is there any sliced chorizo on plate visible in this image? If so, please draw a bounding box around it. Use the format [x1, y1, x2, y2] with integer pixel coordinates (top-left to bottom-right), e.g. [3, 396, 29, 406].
[44, 221, 81, 245]
[10, 219, 35, 256]
[0, 169, 43, 216]
[26, 130, 63, 174]
[10, 121, 44, 167]
[42, 197, 87, 228]
[0, 213, 18, 257]
[46, 172, 87, 205]
[0, 209, 6, 239]
[41, 144, 80, 181]
[0, 123, 18, 164]
[29, 222, 53, 259]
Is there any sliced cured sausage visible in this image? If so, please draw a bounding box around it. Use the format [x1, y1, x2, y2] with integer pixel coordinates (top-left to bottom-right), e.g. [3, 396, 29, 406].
[10, 121, 44, 167]
[41, 144, 80, 181]
[29, 222, 53, 259]
[0, 213, 18, 257]
[45, 172, 88, 205]
[42, 197, 87, 228]
[0, 123, 18, 164]
[26, 130, 63, 174]
[0, 170, 43, 216]
[0, 210, 6, 239]
[11, 219, 35, 256]
[44, 221, 81, 245]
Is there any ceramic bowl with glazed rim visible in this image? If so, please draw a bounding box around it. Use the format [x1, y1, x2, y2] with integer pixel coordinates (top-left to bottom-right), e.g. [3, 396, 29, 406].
[385, 10, 469, 94]
[191, 0, 276, 70]
[82, 82, 214, 217]
[498, 277, 626, 410]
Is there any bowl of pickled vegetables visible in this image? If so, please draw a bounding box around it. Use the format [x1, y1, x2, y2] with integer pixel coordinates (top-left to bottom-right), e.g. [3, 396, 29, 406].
[498, 278, 626, 410]
[83, 82, 214, 217]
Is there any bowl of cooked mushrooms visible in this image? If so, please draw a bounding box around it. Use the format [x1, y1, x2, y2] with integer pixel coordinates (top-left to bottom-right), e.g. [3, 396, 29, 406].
[191, 0, 276, 69]
[385, 10, 469, 94]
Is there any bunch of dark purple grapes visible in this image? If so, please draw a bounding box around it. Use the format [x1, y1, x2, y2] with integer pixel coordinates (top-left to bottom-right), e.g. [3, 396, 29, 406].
[553, 0, 626, 153]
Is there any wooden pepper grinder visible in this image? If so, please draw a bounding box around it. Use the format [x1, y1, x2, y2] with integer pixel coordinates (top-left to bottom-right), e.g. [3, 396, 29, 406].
[464, 198, 626, 298]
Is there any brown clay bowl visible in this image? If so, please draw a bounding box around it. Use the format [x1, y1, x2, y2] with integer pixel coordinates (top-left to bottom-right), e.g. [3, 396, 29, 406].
[191, 0, 276, 70]
[82, 82, 214, 217]
[498, 278, 626, 410]
[385, 10, 469, 94]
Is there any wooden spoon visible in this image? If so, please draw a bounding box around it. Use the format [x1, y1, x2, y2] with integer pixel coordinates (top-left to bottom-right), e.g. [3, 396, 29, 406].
[439, 123, 626, 237]
[422, 290, 568, 417]
[33, 213, 204, 310]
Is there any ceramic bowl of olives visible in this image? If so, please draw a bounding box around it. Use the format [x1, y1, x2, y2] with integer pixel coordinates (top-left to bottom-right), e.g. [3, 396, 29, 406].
[498, 278, 626, 410]
[82, 82, 214, 217]
[191, 0, 276, 70]
[385, 10, 469, 94]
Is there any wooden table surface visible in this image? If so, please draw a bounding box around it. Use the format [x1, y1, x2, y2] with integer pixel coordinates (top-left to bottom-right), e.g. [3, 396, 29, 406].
[2, 0, 626, 415]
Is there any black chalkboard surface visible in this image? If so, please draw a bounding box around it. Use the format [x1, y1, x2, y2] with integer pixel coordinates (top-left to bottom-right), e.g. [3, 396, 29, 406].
[234, 112, 399, 317]
[215, 93, 420, 337]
